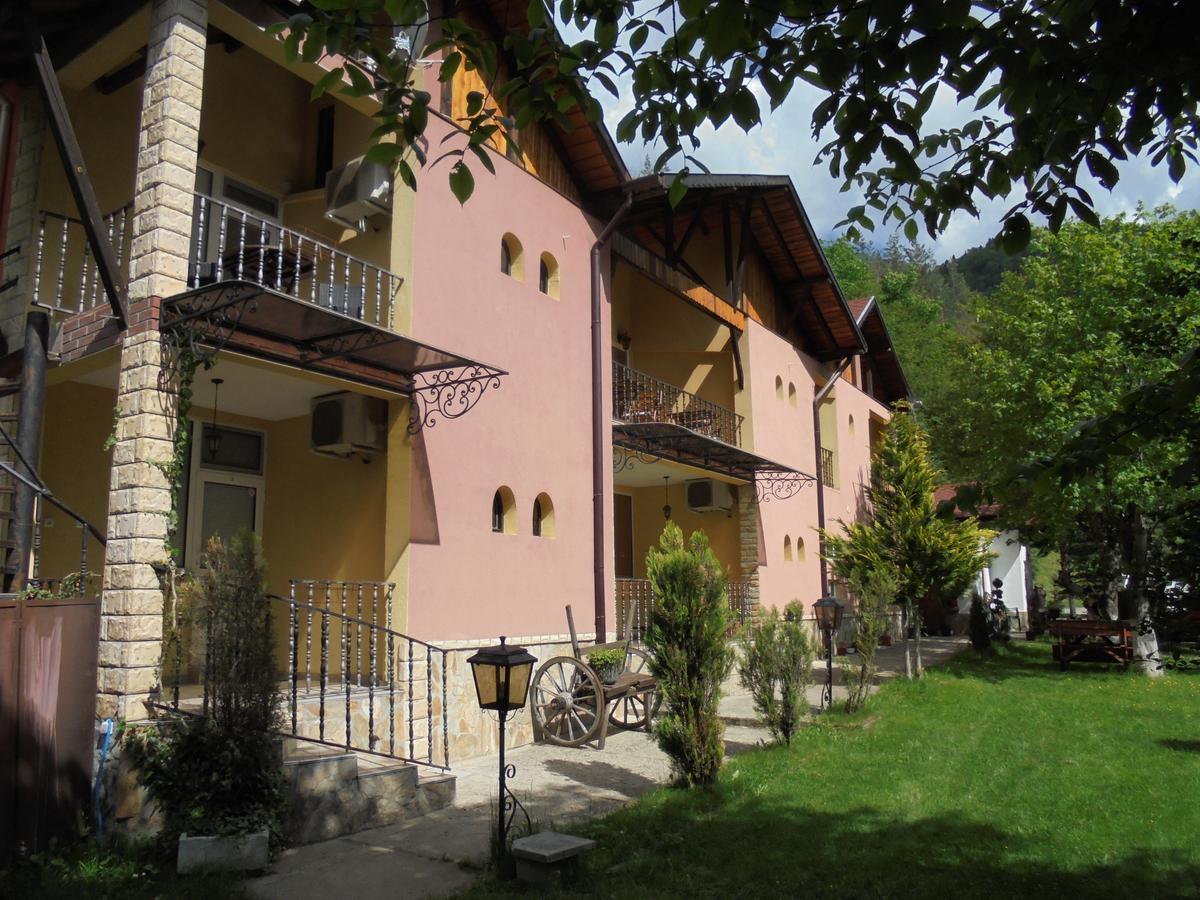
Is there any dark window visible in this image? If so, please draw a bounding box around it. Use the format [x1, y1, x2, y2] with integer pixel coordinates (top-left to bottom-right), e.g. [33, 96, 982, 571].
[492, 490, 504, 532]
[532, 497, 542, 536]
[539, 258, 550, 294]
[500, 240, 512, 276]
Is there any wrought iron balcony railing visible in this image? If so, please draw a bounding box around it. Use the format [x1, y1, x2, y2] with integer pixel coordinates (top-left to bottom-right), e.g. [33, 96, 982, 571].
[613, 361, 743, 446]
[32, 193, 402, 329]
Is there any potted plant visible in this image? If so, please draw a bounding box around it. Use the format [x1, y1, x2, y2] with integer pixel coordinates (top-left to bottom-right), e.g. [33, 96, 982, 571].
[587, 648, 627, 684]
[881, 630, 893, 647]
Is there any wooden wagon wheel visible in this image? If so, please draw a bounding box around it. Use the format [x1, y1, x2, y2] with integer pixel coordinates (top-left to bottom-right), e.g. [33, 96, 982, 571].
[608, 647, 661, 731]
[533, 656, 603, 747]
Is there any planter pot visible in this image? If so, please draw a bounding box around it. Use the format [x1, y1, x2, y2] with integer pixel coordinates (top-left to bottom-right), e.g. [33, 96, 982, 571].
[836, 646, 848, 656]
[177, 830, 269, 875]
[593, 663, 623, 684]
[881, 634, 893, 647]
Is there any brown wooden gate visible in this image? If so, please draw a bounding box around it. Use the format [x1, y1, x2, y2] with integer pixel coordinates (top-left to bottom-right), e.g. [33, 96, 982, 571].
[0, 592, 99, 858]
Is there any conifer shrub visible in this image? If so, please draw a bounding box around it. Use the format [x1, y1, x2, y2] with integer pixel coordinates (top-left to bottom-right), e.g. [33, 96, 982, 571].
[843, 571, 898, 713]
[738, 608, 814, 744]
[645, 522, 734, 787]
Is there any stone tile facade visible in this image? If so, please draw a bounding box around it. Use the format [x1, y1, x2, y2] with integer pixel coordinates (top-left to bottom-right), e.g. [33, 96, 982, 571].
[737, 487, 762, 625]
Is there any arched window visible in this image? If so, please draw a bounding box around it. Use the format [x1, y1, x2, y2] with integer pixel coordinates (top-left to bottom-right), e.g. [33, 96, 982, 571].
[532, 492, 556, 538]
[500, 233, 524, 280]
[538, 252, 560, 298]
[848, 413, 856, 436]
[796, 536, 806, 562]
[783, 535, 793, 562]
[775, 375, 784, 401]
[787, 382, 797, 407]
[491, 486, 516, 534]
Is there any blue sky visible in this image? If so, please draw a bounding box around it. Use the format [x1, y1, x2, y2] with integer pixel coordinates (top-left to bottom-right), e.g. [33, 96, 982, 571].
[594, 80, 1200, 261]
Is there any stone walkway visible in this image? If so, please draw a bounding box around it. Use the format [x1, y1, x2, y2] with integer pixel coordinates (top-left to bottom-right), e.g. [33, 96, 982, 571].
[248, 636, 964, 900]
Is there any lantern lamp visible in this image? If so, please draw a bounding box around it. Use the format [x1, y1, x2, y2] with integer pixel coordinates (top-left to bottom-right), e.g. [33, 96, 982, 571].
[813, 596, 844, 709]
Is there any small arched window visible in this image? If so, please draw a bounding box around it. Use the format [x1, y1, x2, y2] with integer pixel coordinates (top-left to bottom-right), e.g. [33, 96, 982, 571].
[775, 375, 784, 401]
[796, 536, 806, 562]
[783, 535, 793, 562]
[848, 413, 856, 436]
[532, 492, 556, 538]
[491, 486, 516, 534]
[538, 252, 560, 298]
[500, 233, 524, 280]
[787, 383, 797, 407]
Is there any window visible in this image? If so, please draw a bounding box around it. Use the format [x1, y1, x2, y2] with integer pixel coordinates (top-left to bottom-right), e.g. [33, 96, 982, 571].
[775, 375, 784, 401]
[783, 535, 793, 562]
[787, 382, 797, 407]
[796, 536, 806, 562]
[532, 492, 556, 538]
[848, 413, 856, 437]
[491, 486, 516, 534]
[185, 420, 266, 568]
[500, 233, 524, 280]
[538, 252, 560, 298]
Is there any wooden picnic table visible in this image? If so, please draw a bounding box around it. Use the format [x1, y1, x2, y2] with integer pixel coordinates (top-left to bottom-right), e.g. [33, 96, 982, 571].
[1049, 619, 1133, 670]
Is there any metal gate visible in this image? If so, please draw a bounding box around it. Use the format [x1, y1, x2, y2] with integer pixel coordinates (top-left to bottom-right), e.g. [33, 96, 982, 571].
[0, 591, 99, 859]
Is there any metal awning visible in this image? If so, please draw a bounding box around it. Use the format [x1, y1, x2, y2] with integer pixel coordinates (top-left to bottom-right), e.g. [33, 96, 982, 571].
[613, 422, 815, 501]
[161, 282, 505, 432]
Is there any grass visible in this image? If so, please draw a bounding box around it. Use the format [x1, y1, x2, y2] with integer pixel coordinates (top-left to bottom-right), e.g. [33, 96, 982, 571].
[466, 641, 1200, 899]
[0, 840, 253, 900]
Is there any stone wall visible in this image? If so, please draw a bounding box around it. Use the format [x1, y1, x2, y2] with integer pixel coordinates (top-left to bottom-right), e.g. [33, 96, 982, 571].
[737, 488, 762, 624]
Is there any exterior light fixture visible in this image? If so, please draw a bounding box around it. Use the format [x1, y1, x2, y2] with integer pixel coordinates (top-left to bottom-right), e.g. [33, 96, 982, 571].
[205, 378, 224, 458]
[813, 596, 844, 709]
[467, 636, 537, 857]
[662, 475, 672, 520]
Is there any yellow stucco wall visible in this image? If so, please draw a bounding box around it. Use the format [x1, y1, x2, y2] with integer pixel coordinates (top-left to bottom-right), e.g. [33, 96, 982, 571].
[623, 483, 742, 581]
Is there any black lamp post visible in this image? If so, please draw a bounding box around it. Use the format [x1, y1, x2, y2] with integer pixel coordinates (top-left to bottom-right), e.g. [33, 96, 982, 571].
[467, 636, 537, 855]
[813, 596, 844, 709]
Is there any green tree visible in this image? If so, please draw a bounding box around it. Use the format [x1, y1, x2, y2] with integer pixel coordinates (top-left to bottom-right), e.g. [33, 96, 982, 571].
[738, 605, 814, 744]
[932, 208, 1200, 673]
[645, 522, 734, 787]
[822, 411, 994, 678]
[280, 2, 1196, 248]
[843, 571, 898, 713]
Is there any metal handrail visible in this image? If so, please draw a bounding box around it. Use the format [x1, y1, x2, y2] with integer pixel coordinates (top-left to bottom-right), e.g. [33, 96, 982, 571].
[33, 204, 132, 315]
[612, 360, 743, 446]
[190, 191, 402, 328]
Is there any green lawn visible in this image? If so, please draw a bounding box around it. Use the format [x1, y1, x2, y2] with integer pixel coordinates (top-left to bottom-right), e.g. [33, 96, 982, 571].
[470, 641, 1200, 899]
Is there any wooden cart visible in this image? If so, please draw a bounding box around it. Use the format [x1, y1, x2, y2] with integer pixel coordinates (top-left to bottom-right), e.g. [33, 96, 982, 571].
[532, 605, 659, 749]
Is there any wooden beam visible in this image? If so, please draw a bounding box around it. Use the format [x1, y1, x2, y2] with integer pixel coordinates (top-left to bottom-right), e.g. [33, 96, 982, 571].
[25, 14, 127, 327]
[759, 194, 805, 282]
[729, 324, 744, 390]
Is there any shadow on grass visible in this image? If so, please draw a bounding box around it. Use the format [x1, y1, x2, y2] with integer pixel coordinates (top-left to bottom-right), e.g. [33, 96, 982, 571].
[500, 788, 1200, 900]
[941, 641, 1130, 683]
[1160, 738, 1200, 754]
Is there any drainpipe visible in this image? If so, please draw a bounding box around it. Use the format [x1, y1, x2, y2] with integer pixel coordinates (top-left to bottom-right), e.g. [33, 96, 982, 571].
[814, 355, 854, 598]
[591, 192, 633, 641]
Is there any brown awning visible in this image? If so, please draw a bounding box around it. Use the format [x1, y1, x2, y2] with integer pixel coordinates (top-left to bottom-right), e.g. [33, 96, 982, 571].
[614, 422, 814, 497]
[161, 281, 505, 396]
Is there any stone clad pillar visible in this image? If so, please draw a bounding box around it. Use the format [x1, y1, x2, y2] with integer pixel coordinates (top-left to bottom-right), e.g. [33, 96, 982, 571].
[97, 0, 206, 722]
[738, 487, 761, 623]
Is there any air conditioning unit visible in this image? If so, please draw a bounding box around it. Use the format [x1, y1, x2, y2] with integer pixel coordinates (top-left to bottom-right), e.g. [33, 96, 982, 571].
[310, 392, 387, 457]
[686, 479, 734, 513]
[324, 156, 392, 232]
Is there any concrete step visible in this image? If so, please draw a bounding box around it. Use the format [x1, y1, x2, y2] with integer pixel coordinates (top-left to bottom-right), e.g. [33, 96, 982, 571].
[281, 738, 455, 846]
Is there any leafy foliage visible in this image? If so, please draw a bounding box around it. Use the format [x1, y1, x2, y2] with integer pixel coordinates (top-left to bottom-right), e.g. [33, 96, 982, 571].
[279, 2, 1196, 245]
[738, 608, 814, 745]
[125, 533, 285, 845]
[645, 522, 734, 787]
[842, 571, 897, 714]
[968, 593, 991, 653]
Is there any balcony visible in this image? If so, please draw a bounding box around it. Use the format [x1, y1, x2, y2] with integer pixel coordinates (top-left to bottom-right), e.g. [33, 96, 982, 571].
[613, 361, 743, 446]
[31, 192, 401, 329]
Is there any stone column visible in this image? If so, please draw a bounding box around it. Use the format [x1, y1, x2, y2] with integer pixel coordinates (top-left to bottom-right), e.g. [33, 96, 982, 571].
[97, 0, 206, 722]
[738, 487, 761, 624]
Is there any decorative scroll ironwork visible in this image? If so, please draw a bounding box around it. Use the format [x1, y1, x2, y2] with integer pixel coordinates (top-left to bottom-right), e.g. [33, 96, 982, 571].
[613, 445, 661, 475]
[502, 760, 532, 837]
[161, 283, 260, 366]
[754, 470, 816, 502]
[407, 364, 505, 433]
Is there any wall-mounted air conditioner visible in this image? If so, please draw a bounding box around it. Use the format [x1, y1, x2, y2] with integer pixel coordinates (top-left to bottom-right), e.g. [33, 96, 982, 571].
[324, 156, 392, 232]
[686, 479, 734, 513]
[310, 392, 387, 457]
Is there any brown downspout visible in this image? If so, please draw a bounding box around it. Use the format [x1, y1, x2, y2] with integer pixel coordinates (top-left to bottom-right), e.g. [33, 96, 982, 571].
[814, 356, 854, 597]
[591, 193, 633, 641]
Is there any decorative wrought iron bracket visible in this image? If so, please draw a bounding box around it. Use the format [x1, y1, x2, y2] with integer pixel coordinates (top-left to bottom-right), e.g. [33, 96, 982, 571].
[160, 284, 260, 366]
[613, 445, 662, 475]
[407, 364, 505, 434]
[754, 470, 816, 502]
[502, 762, 532, 836]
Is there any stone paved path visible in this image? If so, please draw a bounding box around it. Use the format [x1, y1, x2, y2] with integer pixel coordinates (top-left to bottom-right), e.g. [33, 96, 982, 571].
[248, 636, 965, 900]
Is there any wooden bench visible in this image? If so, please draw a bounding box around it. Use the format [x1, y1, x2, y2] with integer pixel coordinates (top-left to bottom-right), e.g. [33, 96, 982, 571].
[1049, 620, 1134, 670]
[512, 831, 597, 886]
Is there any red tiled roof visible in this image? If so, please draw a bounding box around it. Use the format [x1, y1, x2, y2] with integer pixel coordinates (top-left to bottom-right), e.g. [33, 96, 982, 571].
[934, 484, 1001, 520]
